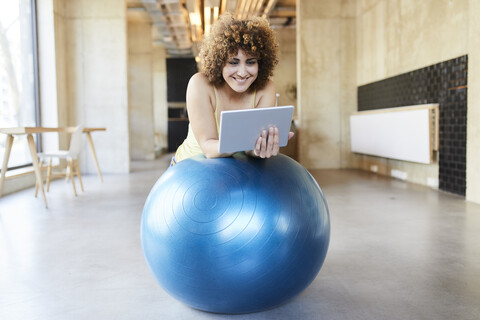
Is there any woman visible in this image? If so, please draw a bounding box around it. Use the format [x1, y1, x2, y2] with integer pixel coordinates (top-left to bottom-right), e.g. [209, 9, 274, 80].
[172, 13, 292, 165]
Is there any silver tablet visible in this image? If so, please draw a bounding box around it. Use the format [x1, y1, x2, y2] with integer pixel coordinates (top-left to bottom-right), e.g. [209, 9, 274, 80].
[218, 105, 294, 153]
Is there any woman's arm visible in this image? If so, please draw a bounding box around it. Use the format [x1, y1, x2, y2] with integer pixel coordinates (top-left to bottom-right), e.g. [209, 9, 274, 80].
[186, 73, 233, 159]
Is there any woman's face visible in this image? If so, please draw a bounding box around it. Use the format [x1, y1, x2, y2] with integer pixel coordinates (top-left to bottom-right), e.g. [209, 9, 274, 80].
[222, 49, 258, 93]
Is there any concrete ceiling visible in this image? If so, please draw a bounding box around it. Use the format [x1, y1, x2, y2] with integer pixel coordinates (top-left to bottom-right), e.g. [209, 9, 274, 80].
[127, 0, 296, 57]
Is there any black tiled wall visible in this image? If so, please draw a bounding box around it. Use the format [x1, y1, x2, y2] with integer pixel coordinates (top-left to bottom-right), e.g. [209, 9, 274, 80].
[357, 56, 468, 196]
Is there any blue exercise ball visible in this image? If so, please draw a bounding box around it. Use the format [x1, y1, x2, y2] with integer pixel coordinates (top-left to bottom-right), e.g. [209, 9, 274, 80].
[141, 153, 330, 314]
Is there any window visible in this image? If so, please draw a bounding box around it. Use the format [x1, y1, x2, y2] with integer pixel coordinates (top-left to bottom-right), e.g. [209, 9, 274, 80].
[0, 0, 39, 170]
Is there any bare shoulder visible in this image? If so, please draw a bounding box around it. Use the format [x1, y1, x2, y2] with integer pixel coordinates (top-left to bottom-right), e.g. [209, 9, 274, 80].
[188, 72, 211, 89]
[255, 79, 276, 108]
[187, 73, 215, 111]
[263, 79, 276, 91]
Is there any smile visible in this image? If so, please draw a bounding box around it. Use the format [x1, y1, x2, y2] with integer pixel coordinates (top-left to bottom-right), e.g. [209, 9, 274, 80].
[233, 77, 250, 83]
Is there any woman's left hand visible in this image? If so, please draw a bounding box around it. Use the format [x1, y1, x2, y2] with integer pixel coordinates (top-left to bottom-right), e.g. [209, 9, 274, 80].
[253, 127, 295, 158]
[254, 126, 295, 158]
[254, 127, 277, 158]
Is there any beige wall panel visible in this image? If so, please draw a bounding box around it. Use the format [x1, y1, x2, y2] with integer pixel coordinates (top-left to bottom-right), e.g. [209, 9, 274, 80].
[298, 19, 341, 169]
[53, 11, 67, 123]
[65, 1, 130, 173]
[339, 18, 357, 168]
[359, 0, 468, 85]
[128, 22, 153, 53]
[128, 22, 155, 161]
[392, 0, 466, 79]
[467, 0, 480, 203]
[65, 19, 85, 125]
[53, 2, 69, 149]
[300, 0, 356, 19]
[300, 0, 340, 19]
[273, 28, 297, 109]
[129, 54, 155, 160]
[81, 20, 129, 107]
[79, 18, 130, 171]
[153, 46, 168, 152]
[53, 0, 65, 15]
[356, 0, 386, 85]
[274, 27, 298, 160]
[357, 0, 382, 14]
[64, 0, 81, 17]
[340, 0, 357, 18]
[65, 0, 125, 18]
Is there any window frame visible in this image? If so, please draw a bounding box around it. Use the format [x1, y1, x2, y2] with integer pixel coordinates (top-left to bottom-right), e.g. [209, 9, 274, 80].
[0, 0, 41, 172]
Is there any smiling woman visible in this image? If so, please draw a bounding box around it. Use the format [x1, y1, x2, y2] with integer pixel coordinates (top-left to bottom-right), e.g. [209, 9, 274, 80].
[172, 13, 291, 164]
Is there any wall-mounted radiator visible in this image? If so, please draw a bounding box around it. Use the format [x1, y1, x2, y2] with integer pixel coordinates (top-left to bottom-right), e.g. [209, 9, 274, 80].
[350, 104, 439, 164]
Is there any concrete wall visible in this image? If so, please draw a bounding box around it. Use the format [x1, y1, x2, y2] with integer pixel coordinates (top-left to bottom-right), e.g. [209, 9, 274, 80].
[127, 18, 155, 160]
[354, 0, 479, 203]
[63, 0, 130, 173]
[467, 0, 480, 203]
[297, 0, 480, 203]
[356, 0, 468, 85]
[297, 0, 357, 169]
[273, 27, 299, 159]
[273, 27, 297, 109]
[152, 45, 168, 153]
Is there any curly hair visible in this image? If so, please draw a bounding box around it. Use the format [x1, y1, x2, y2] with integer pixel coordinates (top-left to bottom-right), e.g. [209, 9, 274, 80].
[199, 13, 279, 91]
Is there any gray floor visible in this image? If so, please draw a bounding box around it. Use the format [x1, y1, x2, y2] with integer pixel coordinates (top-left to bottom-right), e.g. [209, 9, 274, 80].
[1, 154, 480, 320]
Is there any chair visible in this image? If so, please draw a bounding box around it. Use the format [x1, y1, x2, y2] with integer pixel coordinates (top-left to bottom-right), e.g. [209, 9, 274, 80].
[36, 125, 85, 196]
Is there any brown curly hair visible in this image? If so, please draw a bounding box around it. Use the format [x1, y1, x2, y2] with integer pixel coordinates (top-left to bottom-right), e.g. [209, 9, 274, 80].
[199, 13, 279, 91]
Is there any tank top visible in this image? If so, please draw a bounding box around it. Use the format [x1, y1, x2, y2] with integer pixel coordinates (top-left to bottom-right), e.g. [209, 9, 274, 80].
[174, 86, 257, 162]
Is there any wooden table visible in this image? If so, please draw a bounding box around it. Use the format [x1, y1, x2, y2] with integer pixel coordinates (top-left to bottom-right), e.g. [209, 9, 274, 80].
[0, 127, 106, 207]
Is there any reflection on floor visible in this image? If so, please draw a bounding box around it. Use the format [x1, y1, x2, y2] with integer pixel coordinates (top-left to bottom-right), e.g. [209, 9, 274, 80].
[1, 154, 480, 320]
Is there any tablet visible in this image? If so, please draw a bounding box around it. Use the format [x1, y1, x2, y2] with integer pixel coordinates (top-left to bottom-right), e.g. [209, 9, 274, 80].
[218, 105, 294, 153]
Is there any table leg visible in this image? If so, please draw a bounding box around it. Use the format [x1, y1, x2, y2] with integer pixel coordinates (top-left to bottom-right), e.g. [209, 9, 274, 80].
[26, 134, 48, 208]
[0, 134, 14, 197]
[85, 132, 103, 182]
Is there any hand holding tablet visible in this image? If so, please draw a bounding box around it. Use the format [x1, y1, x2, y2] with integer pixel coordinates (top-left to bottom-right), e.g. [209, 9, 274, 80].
[218, 106, 294, 154]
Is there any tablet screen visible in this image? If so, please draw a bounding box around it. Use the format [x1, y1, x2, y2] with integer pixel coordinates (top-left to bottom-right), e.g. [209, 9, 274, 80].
[218, 105, 294, 153]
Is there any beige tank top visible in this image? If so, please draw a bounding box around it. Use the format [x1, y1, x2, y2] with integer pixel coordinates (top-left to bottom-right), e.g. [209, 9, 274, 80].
[174, 86, 257, 162]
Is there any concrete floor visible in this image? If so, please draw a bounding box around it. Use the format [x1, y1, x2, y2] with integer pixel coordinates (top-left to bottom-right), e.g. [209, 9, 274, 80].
[1, 154, 480, 320]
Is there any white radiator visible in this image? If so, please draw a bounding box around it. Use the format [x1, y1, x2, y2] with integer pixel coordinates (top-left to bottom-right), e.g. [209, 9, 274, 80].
[350, 104, 439, 164]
